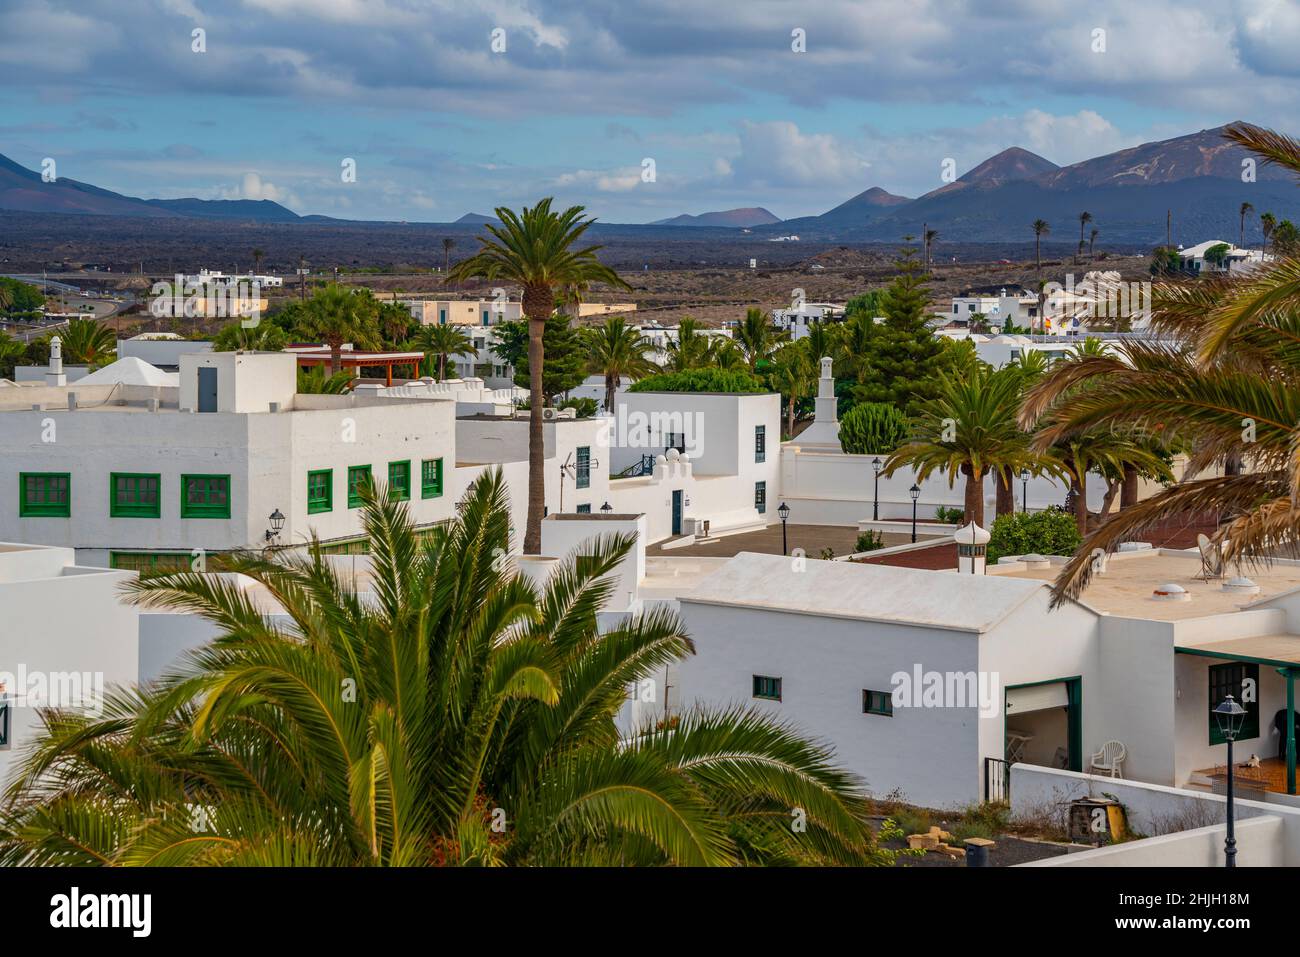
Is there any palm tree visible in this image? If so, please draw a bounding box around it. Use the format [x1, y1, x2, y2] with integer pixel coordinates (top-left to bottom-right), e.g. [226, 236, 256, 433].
[293, 283, 381, 375]
[1089, 228, 1099, 258]
[1032, 219, 1050, 273]
[1261, 211, 1277, 254]
[296, 365, 354, 394]
[0, 283, 13, 314]
[412, 323, 475, 380]
[377, 301, 413, 347]
[707, 337, 747, 370]
[1077, 212, 1092, 264]
[923, 228, 939, 272]
[664, 317, 711, 372]
[442, 237, 455, 274]
[252, 248, 265, 275]
[884, 365, 1033, 526]
[768, 341, 815, 437]
[446, 200, 631, 555]
[1239, 202, 1254, 249]
[59, 317, 116, 366]
[735, 307, 786, 372]
[585, 317, 656, 412]
[0, 471, 879, 867]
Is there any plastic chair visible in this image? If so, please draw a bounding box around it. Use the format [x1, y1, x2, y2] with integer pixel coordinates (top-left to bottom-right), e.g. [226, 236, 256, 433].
[1089, 740, 1126, 778]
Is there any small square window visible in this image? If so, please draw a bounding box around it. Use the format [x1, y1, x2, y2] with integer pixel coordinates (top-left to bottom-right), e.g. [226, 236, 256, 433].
[180, 474, 230, 519]
[19, 472, 70, 518]
[347, 465, 373, 508]
[110, 473, 161, 518]
[421, 458, 444, 499]
[307, 469, 333, 514]
[863, 689, 893, 717]
[388, 460, 411, 501]
[753, 675, 782, 701]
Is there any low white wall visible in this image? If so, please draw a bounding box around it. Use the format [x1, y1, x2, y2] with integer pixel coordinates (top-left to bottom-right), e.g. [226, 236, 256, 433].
[1023, 816, 1285, 867]
[1011, 764, 1300, 864]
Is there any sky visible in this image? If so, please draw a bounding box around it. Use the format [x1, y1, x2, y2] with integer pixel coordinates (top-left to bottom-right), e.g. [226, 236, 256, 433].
[2, 0, 1299, 223]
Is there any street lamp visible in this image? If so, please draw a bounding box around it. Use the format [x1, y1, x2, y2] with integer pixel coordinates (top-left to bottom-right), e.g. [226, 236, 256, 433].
[909, 484, 921, 543]
[263, 508, 285, 546]
[871, 457, 883, 521]
[1214, 695, 1248, 868]
[600, 501, 613, 513]
[777, 501, 791, 555]
[1020, 468, 1030, 514]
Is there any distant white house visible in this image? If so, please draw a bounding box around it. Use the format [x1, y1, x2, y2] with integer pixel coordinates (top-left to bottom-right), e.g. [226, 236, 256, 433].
[773, 302, 846, 340]
[1177, 240, 1270, 275]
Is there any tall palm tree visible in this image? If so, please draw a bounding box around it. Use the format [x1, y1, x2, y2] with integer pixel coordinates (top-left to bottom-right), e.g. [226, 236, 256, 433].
[585, 317, 656, 412]
[412, 323, 475, 380]
[0, 471, 879, 867]
[1032, 219, 1050, 273]
[923, 228, 939, 272]
[768, 341, 815, 437]
[1089, 228, 1099, 258]
[293, 283, 381, 375]
[1239, 201, 1254, 249]
[1077, 212, 1093, 264]
[59, 317, 116, 366]
[442, 237, 456, 274]
[446, 200, 632, 555]
[884, 365, 1034, 526]
[735, 307, 786, 372]
[664, 317, 711, 372]
[252, 248, 265, 274]
[1261, 211, 1277, 254]
[707, 337, 747, 371]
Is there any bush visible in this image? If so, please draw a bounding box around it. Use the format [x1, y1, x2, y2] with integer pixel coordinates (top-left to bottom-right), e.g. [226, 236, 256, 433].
[854, 530, 885, 553]
[934, 506, 964, 525]
[560, 397, 598, 418]
[838, 401, 908, 454]
[987, 508, 1082, 564]
[627, 368, 766, 394]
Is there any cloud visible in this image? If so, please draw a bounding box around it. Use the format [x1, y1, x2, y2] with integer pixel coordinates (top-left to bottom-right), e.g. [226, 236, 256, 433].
[222, 172, 301, 208]
[728, 121, 866, 189]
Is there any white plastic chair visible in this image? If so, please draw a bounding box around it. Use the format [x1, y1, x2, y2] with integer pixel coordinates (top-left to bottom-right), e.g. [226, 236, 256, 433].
[1089, 740, 1126, 778]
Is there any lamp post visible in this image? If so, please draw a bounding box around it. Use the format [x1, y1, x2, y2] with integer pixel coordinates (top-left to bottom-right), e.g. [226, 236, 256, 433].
[1214, 694, 1248, 868]
[1020, 468, 1030, 514]
[909, 484, 921, 543]
[871, 457, 883, 521]
[778, 501, 791, 556]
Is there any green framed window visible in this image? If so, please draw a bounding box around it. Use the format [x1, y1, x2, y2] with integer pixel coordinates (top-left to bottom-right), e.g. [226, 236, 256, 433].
[1209, 662, 1260, 744]
[19, 472, 70, 517]
[307, 469, 333, 514]
[421, 458, 444, 499]
[109, 551, 194, 576]
[863, 689, 893, 717]
[181, 474, 231, 519]
[576, 446, 591, 489]
[576, 503, 591, 514]
[754, 481, 767, 515]
[388, 460, 411, 501]
[752, 675, 782, 701]
[347, 465, 373, 508]
[110, 472, 161, 518]
[755, 425, 766, 463]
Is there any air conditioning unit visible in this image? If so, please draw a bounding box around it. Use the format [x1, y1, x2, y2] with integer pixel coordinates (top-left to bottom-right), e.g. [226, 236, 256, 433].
[542, 407, 558, 420]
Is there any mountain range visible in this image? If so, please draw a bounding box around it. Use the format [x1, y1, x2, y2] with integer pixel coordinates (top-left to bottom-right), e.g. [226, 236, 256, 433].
[1, 124, 1296, 243]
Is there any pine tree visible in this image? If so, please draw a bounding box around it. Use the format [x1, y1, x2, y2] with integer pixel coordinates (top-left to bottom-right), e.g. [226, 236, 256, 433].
[513, 314, 588, 404]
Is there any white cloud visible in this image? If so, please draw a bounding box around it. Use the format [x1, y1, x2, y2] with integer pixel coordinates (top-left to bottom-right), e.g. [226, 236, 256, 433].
[728, 121, 866, 189]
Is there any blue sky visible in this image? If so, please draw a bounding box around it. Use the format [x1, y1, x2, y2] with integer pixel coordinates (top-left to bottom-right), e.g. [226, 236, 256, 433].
[2, 0, 1298, 222]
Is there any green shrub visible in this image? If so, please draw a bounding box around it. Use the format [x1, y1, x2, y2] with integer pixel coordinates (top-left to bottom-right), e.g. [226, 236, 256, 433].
[854, 530, 885, 553]
[934, 506, 964, 525]
[560, 397, 598, 418]
[838, 401, 909, 454]
[987, 508, 1082, 564]
[628, 368, 766, 394]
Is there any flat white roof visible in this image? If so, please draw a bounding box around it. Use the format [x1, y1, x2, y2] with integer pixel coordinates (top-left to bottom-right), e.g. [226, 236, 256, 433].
[679, 551, 1054, 633]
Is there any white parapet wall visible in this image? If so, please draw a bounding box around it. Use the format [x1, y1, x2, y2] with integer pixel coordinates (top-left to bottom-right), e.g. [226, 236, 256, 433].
[1022, 816, 1287, 867]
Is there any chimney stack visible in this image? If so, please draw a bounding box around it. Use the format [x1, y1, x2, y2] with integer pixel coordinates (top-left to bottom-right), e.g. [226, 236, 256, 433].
[46, 335, 66, 387]
[955, 522, 990, 574]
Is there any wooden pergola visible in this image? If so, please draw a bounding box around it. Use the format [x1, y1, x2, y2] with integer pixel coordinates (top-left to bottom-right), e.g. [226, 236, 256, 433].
[289, 348, 424, 386]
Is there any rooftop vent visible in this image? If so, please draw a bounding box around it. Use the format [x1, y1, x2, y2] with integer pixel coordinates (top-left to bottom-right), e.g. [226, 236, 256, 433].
[1152, 582, 1190, 602]
[1222, 576, 1261, 596]
[1018, 553, 1051, 568]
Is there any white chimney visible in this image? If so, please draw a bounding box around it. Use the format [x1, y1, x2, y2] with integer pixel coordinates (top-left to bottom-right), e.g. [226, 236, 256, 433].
[955, 521, 991, 574]
[46, 335, 66, 387]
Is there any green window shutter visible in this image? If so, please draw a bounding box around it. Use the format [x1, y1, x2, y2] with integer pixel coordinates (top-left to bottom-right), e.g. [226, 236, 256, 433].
[863, 689, 893, 717]
[388, 460, 411, 501]
[180, 474, 231, 518]
[19, 472, 71, 518]
[347, 465, 373, 508]
[421, 458, 444, 498]
[754, 481, 766, 515]
[576, 446, 590, 489]
[307, 469, 333, 514]
[576, 503, 591, 514]
[752, 675, 782, 701]
[110, 473, 161, 518]
[756, 425, 766, 462]
[109, 551, 194, 576]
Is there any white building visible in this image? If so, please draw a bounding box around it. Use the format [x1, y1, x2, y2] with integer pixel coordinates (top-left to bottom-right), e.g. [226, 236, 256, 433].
[1177, 239, 1269, 275]
[945, 288, 1039, 330]
[0, 542, 139, 787]
[772, 302, 845, 340]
